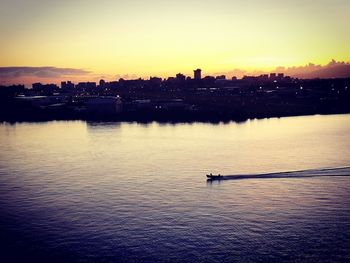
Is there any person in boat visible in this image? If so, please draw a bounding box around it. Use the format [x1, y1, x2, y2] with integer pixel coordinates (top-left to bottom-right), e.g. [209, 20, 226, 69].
[208, 173, 222, 177]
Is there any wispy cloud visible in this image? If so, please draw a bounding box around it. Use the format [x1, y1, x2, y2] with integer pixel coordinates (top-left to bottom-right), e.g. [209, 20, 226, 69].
[0, 66, 94, 86]
[0, 67, 90, 78]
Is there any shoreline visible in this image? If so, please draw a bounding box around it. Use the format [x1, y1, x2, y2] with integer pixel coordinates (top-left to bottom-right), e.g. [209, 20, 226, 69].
[2, 110, 350, 124]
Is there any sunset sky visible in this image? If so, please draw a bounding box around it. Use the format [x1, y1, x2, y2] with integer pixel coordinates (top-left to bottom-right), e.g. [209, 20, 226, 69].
[0, 0, 349, 83]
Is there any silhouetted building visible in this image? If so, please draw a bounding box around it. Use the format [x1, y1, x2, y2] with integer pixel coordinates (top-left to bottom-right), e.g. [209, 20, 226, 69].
[150, 77, 162, 83]
[194, 69, 201, 80]
[32, 83, 59, 94]
[134, 99, 152, 110]
[176, 73, 186, 82]
[99, 79, 106, 87]
[167, 77, 176, 83]
[149, 77, 162, 88]
[270, 73, 277, 80]
[15, 96, 50, 107]
[259, 74, 269, 81]
[216, 75, 226, 80]
[76, 82, 96, 91]
[203, 76, 215, 82]
[86, 97, 122, 114]
[242, 76, 258, 82]
[156, 99, 192, 111]
[61, 81, 74, 90]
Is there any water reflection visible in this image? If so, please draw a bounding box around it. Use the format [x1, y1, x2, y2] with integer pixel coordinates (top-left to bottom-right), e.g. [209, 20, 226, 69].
[1, 114, 350, 262]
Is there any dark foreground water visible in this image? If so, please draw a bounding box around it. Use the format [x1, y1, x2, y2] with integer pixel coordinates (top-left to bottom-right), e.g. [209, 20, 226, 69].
[1, 114, 350, 262]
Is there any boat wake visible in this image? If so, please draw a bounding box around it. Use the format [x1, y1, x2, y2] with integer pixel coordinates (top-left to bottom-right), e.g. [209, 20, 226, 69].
[207, 167, 350, 181]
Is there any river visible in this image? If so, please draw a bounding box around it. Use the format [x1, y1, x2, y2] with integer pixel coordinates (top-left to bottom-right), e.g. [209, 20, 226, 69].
[1, 114, 350, 262]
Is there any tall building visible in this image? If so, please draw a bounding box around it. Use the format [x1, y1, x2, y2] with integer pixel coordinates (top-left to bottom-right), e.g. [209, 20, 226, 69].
[194, 69, 201, 80]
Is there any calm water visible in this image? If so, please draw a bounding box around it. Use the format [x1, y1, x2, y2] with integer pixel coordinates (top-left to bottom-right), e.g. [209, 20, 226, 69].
[1, 114, 350, 262]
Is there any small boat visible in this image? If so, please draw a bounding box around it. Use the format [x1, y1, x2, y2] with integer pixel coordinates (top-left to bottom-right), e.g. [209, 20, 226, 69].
[206, 174, 223, 180]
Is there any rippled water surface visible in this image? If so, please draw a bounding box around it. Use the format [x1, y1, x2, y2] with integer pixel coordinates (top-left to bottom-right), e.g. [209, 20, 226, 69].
[1, 114, 350, 262]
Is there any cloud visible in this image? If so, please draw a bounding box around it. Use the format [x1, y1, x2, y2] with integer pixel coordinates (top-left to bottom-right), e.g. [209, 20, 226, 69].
[212, 60, 350, 79]
[275, 60, 350, 79]
[115, 74, 139, 80]
[212, 69, 266, 79]
[0, 67, 90, 79]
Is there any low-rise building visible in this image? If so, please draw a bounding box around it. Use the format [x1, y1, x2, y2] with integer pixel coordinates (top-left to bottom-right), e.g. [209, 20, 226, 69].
[86, 97, 122, 114]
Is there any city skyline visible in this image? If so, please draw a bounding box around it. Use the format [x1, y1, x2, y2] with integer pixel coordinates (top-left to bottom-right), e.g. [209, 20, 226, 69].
[1, 0, 349, 85]
[1, 59, 350, 87]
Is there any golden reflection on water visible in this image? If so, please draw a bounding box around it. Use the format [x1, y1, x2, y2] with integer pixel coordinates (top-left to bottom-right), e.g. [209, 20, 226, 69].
[1, 114, 350, 177]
